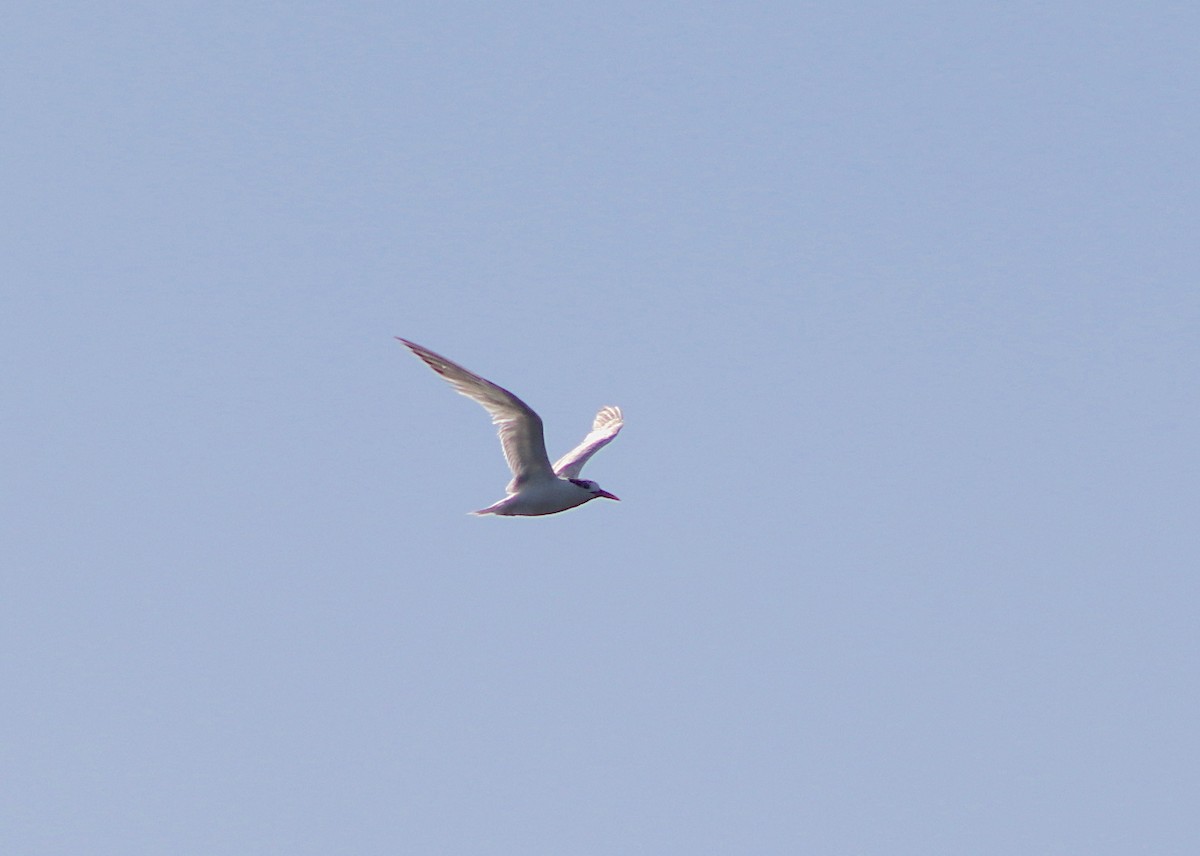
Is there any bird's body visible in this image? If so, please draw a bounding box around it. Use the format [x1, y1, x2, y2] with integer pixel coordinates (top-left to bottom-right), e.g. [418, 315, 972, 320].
[470, 477, 605, 517]
[397, 338, 623, 516]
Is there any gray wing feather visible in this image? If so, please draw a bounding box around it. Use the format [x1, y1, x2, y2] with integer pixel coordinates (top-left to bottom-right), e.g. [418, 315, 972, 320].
[398, 339, 555, 489]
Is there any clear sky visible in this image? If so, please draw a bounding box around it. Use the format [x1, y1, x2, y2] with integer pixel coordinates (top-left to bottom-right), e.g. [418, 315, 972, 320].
[4, 2, 1198, 853]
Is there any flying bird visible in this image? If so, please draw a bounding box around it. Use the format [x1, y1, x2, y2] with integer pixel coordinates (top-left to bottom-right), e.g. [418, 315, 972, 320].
[397, 338, 624, 516]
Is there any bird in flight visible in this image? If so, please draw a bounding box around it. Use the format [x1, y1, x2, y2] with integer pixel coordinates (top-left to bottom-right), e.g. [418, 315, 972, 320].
[397, 338, 624, 516]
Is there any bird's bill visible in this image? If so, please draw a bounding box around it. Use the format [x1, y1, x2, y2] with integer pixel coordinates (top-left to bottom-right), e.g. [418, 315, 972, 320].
[595, 489, 620, 501]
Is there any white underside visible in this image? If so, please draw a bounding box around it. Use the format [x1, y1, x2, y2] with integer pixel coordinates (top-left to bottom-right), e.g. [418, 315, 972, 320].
[473, 477, 597, 517]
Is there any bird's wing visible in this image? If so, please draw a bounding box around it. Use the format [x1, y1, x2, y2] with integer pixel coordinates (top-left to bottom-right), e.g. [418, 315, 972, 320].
[553, 406, 624, 478]
[398, 339, 555, 488]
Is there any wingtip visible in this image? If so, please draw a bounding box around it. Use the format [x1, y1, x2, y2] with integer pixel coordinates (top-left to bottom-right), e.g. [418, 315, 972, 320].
[396, 338, 431, 360]
[594, 405, 624, 430]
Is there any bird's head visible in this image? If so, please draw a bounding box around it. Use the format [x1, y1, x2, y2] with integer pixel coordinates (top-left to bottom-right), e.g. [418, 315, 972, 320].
[569, 478, 619, 502]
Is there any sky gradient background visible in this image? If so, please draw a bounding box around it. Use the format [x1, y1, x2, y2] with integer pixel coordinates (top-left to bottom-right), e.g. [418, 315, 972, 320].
[4, 2, 1199, 853]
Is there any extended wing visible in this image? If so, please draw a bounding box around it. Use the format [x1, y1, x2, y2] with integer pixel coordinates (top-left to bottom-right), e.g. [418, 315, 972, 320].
[398, 339, 555, 489]
[552, 406, 624, 478]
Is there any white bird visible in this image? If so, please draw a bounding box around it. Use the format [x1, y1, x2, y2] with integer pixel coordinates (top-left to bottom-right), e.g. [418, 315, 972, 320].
[397, 338, 624, 516]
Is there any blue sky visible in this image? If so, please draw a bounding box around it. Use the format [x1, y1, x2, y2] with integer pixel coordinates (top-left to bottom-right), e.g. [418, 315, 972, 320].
[4, 2, 1198, 853]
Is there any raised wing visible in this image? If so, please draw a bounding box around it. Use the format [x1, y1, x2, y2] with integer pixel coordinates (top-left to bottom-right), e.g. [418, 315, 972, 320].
[397, 339, 554, 489]
[553, 406, 624, 478]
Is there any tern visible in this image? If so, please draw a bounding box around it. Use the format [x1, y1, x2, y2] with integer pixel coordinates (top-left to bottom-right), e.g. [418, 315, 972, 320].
[397, 338, 624, 516]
